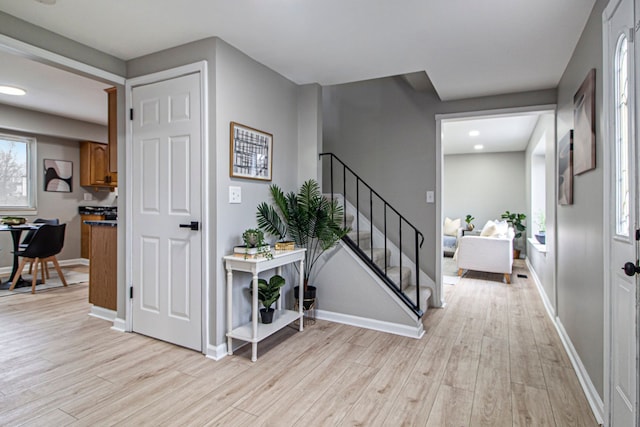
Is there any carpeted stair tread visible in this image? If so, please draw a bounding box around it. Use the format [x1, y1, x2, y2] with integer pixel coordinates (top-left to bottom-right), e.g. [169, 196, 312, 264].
[403, 285, 432, 307]
[347, 230, 371, 248]
[386, 266, 412, 285]
[368, 248, 391, 268]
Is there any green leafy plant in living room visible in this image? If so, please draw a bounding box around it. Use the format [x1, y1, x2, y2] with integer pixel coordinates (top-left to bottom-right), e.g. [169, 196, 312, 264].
[464, 214, 475, 230]
[500, 210, 526, 239]
[248, 274, 285, 324]
[256, 179, 350, 300]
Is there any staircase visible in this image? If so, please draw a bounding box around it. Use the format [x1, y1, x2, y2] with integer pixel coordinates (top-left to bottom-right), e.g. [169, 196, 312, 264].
[320, 153, 431, 319]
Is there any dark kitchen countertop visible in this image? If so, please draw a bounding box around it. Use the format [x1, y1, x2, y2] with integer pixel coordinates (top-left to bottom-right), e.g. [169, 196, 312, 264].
[83, 220, 117, 227]
[79, 206, 117, 215]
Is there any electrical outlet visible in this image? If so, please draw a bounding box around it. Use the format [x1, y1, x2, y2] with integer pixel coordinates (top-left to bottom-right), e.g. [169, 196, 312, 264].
[229, 186, 242, 204]
[83, 193, 93, 201]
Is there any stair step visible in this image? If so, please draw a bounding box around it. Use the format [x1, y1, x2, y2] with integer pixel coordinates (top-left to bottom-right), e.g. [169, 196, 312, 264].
[347, 230, 371, 248]
[386, 266, 412, 286]
[345, 213, 355, 225]
[403, 285, 432, 308]
[369, 248, 391, 268]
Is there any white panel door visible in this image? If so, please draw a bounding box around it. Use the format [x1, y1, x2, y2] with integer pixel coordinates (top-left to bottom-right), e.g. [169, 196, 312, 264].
[131, 73, 202, 351]
[605, 0, 637, 425]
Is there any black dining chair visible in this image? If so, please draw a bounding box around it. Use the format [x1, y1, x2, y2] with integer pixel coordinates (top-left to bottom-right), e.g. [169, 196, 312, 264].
[9, 224, 67, 294]
[20, 218, 60, 277]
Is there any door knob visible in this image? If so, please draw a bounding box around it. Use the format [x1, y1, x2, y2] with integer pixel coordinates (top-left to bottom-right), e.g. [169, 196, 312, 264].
[622, 261, 640, 276]
[179, 221, 199, 231]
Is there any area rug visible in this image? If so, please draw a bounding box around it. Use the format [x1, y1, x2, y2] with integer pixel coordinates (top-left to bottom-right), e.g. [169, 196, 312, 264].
[0, 270, 89, 297]
[442, 256, 460, 285]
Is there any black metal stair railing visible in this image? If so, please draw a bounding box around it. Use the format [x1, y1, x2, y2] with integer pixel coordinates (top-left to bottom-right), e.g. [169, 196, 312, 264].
[319, 153, 425, 318]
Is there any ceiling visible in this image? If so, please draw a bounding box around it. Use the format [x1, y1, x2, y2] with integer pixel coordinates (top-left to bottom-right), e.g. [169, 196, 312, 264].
[0, 0, 594, 137]
[442, 112, 552, 155]
[0, 49, 111, 125]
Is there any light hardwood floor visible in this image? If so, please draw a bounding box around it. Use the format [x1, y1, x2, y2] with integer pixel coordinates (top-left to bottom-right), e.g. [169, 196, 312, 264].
[0, 262, 599, 426]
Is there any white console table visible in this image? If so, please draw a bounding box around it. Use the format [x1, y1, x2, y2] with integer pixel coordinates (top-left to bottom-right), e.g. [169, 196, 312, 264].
[224, 248, 306, 362]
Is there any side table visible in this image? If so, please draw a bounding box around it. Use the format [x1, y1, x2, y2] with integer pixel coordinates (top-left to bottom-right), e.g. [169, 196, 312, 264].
[223, 248, 306, 362]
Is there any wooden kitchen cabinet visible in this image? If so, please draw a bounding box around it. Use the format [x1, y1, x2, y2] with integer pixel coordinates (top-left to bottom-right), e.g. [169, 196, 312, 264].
[80, 214, 103, 258]
[80, 141, 117, 188]
[105, 87, 117, 173]
[88, 223, 117, 311]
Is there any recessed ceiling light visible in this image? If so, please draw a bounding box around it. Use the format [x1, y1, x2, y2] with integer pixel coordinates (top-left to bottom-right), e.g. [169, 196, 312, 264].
[474, 144, 484, 150]
[469, 130, 480, 137]
[35, 0, 57, 4]
[0, 86, 27, 96]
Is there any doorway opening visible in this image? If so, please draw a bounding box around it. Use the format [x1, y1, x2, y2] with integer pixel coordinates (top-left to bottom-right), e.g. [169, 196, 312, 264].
[436, 106, 555, 306]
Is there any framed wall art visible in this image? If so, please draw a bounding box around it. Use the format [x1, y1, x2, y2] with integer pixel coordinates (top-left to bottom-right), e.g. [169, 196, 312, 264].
[44, 159, 73, 192]
[558, 130, 573, 205]
[229, 122, 273, 181]
[573, 69, 596, 175]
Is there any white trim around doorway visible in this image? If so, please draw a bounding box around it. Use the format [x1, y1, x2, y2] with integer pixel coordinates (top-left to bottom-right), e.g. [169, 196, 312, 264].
[124, 61, 210, 354]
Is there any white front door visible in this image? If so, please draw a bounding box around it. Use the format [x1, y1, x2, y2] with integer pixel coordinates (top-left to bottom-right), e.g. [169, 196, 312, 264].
[131, 72, 203, 351]
[605, 0, 638, 425]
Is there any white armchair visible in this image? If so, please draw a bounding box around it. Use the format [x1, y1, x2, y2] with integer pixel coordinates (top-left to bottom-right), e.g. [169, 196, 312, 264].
[456, 224, 514, 284]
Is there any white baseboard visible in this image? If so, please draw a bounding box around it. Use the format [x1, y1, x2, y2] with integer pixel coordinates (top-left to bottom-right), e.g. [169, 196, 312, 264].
[88, 305, 116, 322]
[527, 259, 604, 425]
[555, 320, 604, 425]
[59, 258, 90, 267]
[0, 258, 89, 276]
[206, 343, 228, 361]
[111, 317, 126, 332]
[315, 309, 424, 339]
[525, 258, 555, 317]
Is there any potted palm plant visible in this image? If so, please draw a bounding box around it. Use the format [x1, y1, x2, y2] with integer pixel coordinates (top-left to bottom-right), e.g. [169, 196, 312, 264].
[256, 179, 350, 306]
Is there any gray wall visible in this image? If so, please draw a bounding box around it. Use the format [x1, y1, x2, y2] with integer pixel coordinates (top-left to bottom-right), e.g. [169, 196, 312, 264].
[0, 106, 114, 268]
[0, 129, 97, 267]
[0, 104, 107, 143]
[322, 77, 556, 280]
[525, 113, 556, 309]
[555, 0, 607, 398]
[214, 39, 301, 346]
[297, 84, 323, 183]
[444, 151, 526, 237]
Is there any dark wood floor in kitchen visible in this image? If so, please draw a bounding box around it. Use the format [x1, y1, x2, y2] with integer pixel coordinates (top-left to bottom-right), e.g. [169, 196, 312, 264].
[0, 261, 598, 426]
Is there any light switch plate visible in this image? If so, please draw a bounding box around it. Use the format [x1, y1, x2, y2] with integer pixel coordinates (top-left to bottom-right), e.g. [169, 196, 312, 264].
[426, 190, 434, 203]
[229, 186, 242, 204]
[83, 193, 93, 201]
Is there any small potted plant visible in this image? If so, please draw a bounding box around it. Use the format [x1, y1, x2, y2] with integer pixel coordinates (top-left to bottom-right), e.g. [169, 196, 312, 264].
[535, 211, 546, 244]
[501, 210, 526, 258]
[234, 228, 272, 259]
[464, 214, 475, 231]
[248, 274, 286, 324]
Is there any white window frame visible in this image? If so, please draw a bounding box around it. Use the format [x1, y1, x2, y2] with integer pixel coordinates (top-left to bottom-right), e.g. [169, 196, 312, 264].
[614, 34, 629, 237]
[0, 132, 38, 215]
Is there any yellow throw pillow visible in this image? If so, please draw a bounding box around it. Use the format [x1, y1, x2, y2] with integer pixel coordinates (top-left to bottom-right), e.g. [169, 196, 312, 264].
[444, 217, 461, 236]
